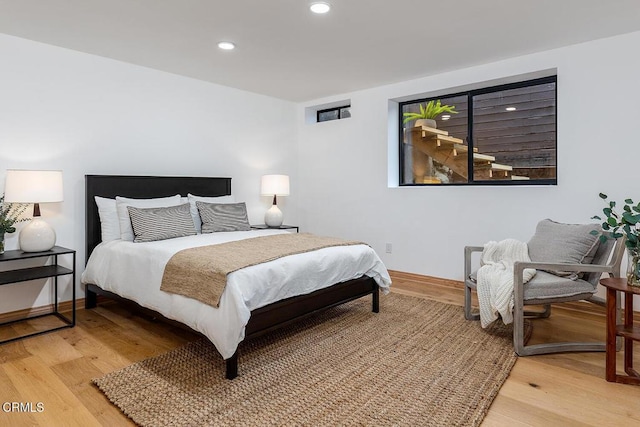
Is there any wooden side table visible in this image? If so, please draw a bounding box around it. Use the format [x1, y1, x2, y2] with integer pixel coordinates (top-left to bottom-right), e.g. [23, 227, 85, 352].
[600, 277, 640, 385]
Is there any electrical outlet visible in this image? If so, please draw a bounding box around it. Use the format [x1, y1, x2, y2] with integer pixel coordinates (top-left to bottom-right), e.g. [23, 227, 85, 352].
[385, 243, 392, 254]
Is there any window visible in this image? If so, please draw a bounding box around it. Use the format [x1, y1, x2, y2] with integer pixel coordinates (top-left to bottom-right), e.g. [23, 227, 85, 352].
[399, 76, 557, 185]
[317, 105, 351, 122]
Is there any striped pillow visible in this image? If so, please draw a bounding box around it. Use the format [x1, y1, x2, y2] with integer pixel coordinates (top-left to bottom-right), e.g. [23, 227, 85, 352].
[127, 203, 197, 243]
[196, 201, 251, 233]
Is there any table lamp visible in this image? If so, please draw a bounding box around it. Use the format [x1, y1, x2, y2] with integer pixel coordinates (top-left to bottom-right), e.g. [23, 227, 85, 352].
[4, 170, 64, 252]
[261, 174, 289, 227]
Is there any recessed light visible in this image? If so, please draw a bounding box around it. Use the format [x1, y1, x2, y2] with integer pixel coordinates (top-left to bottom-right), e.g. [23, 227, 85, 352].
[217, 41, 235, 50]
[505, 106, 516, 111]
[310, 2, 331, 14]
[441, 115, 451, 120]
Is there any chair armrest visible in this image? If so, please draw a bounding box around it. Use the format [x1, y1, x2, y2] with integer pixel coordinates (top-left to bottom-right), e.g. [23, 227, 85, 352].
[464, 246, 484, 282]
[513, 261, 616, 275]
[465, 246, 484, 254]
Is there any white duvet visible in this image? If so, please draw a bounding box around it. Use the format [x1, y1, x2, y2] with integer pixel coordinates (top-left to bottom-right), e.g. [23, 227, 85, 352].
[81, 229, 392, 359]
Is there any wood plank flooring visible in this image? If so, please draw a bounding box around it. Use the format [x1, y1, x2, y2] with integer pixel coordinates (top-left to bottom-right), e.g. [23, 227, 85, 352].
[1, 272, 639, 426]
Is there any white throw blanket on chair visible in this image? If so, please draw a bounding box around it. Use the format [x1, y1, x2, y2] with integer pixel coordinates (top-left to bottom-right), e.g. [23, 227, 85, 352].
[477, 239, 536, 328]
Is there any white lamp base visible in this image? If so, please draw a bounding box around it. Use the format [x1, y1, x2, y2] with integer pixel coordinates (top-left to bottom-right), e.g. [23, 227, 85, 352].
[19, 218, 56, 252]
[264, 205, 284, 227]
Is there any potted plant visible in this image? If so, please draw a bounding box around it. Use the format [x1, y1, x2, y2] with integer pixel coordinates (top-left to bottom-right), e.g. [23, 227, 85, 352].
[0, 195, 29, 254]
[592, 193, 640, 286]
[402, 99, 458, 129]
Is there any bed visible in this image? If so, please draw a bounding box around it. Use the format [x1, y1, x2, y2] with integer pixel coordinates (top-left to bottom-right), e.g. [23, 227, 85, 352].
[81, 175, 391, 379]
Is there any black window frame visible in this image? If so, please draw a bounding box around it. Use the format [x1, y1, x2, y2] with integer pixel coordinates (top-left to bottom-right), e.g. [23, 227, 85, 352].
[398, 76, 557, 186]
[317, 105, 351, 123]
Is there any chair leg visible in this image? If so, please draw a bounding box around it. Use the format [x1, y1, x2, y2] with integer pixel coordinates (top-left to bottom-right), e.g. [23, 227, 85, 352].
[513, 293, 526, 355]
[464, 284, 479, 321]
[463, 246, 481, 321]
[515, 300, 606, 356]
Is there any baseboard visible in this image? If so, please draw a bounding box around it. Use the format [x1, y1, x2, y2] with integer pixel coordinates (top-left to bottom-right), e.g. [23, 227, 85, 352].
[0, 299, 84, 324]
[388, 270, 464, 289]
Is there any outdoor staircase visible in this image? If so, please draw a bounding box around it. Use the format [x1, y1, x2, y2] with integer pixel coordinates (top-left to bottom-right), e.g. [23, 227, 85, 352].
[406, 126, 530, 183]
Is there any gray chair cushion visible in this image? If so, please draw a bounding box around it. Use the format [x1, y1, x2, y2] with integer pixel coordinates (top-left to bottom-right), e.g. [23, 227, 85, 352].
[523, 270, 596, 303]
[527, 219, 601, 277]
[468, 269, 596, 303]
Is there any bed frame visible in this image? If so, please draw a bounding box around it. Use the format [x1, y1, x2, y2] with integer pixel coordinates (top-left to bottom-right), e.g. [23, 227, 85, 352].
[84, 175, 379, 379]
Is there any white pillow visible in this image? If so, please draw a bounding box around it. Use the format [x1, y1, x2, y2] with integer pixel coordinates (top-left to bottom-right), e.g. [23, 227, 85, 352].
[94, 196, 121, 242]
[187, 193, 235, 233]
[116, 195, 182, 241]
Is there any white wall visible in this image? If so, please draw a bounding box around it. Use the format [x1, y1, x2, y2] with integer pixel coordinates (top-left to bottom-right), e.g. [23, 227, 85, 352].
[298, 31, 640, 291]
[0, 34, 297, 313]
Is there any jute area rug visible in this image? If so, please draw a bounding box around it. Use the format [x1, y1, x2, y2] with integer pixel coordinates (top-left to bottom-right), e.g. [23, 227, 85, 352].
[93, 293, 525, 426]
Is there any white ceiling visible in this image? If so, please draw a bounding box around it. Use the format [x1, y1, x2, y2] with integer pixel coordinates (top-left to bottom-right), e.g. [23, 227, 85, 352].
[1, 0, 640, 102]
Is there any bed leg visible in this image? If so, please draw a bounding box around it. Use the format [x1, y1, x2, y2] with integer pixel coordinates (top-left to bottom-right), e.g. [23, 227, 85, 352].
[85, 285, 97, 309]
[226, 352, 238, 380]
[372, 285, 379, 313]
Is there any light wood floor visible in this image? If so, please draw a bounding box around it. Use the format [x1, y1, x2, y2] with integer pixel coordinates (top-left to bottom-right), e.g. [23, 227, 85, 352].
[1, 272, 639, 426]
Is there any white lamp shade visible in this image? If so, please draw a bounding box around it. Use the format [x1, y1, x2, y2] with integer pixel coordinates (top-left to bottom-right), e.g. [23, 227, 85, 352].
[4, 170, 64, 203]
[261, 175, 290, 196]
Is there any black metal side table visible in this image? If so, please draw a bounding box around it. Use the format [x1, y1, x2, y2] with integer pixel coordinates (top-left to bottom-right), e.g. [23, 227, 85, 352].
[251, 224, 299, 233]
[0, 246, 76, 344]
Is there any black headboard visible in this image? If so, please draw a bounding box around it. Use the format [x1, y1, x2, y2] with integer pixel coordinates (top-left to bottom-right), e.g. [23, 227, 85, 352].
[85, 175, 232, 262]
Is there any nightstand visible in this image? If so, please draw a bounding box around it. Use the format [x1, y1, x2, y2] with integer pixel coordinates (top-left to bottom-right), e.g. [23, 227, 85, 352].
[600, 277, 640, 385]
[0, 246, 76, 344]
[251, 224, 299, 233]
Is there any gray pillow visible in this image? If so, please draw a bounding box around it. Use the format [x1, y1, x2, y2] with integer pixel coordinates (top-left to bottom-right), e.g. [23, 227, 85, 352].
[127, 203, 196, 243]
[196, 201, 251, 233]
[527, 219, 601, 277]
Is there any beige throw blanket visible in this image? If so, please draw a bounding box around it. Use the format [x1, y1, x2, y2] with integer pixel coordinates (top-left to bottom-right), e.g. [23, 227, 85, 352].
[477, 239, 536, 328]
[160, 233, 364, 307]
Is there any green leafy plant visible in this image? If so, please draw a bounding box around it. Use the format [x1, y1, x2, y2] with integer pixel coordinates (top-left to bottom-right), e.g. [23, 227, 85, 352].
[402, 99, 458, 124]
[0, 195, 29, 234]
[591, 193, 640, 251]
